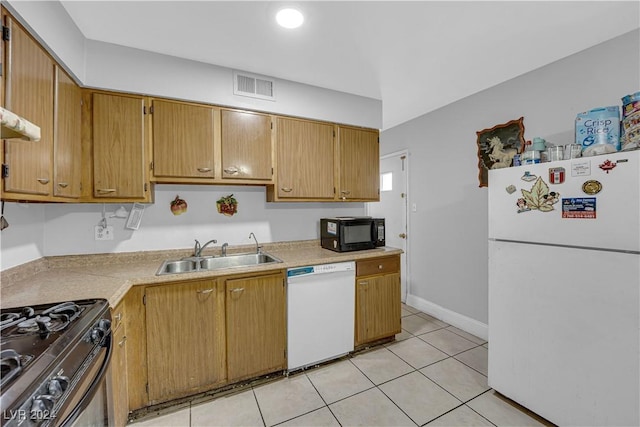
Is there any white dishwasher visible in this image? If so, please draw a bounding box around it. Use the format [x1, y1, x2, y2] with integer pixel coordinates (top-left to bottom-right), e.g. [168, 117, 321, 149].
[286, 261, 355, 371]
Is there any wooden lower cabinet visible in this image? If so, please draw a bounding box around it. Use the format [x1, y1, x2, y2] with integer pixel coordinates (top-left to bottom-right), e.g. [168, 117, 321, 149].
[225, 272, 286, 382]
[145, 280, 226, 404]
[109, 315, 129, 427]
[355, 256, 402, 347]
[123, 286, 147, 412]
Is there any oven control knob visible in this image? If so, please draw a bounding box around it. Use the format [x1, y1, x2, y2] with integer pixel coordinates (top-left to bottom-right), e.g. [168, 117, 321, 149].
[30, 394, 55, 420]
[98, 318, 112, 330]
[48, 375, 70, 397]
[90, 327, 106, 344]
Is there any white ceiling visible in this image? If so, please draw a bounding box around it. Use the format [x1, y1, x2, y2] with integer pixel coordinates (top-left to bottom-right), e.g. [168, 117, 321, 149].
[60, 1, 639, 130]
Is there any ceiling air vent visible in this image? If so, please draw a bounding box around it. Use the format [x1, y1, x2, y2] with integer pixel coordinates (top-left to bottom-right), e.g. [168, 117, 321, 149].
[233, 71, 276, 101]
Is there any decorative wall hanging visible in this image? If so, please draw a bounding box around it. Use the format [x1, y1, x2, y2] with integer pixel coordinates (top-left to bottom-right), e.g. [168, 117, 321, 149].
[170, 195, 188, 215]
[217, 194, 238, 216]
[476, 117, 526, 187]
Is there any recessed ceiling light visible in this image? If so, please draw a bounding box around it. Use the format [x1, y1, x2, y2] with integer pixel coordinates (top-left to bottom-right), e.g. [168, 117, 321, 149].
[276, 8, 304, 29]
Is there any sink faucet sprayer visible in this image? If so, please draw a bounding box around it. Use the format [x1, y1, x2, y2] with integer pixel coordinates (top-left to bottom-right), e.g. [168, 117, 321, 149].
[221, 242, 229, 257]
[193, 239, 217, 257]
[249, 233, 261, 254]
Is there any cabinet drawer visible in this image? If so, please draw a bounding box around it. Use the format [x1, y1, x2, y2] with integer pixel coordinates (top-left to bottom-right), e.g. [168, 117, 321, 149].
[356, 256, 400, 277]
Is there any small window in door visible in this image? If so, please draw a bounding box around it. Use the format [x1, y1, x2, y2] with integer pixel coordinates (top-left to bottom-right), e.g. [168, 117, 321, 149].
[380, 172, 393, 192]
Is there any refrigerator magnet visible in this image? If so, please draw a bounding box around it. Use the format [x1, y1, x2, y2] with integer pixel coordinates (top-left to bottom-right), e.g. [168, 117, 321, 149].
[598, 159, 617, 173]
[506, 185, 516, 194]
[571, 159, 591, 177]
[562, 197, 597, 219]
[549, 167, 565, 184]
[582, 180, 602, 195]
[521, 171, 537, 182]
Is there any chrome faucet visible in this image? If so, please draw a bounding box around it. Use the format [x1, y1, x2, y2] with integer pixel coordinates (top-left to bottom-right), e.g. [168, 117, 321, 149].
[249, 232, 261, 254]
[221, 242, 229, 257]
[193, 239, 217, 257]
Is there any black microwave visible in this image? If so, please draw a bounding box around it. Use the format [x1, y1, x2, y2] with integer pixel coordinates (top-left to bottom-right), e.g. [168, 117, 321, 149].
[320, 217, 385, 252]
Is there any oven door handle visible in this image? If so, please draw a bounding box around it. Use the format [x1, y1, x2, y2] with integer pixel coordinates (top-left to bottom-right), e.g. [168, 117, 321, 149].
[60, 332, 113, 427]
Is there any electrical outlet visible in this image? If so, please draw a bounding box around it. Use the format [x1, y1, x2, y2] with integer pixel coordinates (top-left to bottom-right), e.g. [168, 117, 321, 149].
[95, 225, 114, 241]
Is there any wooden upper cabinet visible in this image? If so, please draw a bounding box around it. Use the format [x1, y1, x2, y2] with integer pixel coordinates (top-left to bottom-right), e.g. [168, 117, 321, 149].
[152, 99, 215, 179]
[338, 126, 379, 201]
[3, 14, 54, 197]
[91, 92, 149, 200]
[274, 117, 335, 200]
[220, 109, 273, 181]
[53, 66, 81, 198]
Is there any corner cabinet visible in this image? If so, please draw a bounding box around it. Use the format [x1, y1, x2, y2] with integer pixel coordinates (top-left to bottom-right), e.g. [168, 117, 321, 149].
[81, 91, 152, 202]
[144, 279, 226, 404]
[268, 117, 335, 201]
[337, 126, 379, 201]
[355, 255, 402, 347]
[53, 66, 82, 198]
[2, 13, 54, 199]
[2, 12, 82, 202]
[225, 271, 286, 382]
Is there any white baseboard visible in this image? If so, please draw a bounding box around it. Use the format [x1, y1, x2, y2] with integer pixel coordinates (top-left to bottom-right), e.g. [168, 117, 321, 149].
[406, 294, 489, 341]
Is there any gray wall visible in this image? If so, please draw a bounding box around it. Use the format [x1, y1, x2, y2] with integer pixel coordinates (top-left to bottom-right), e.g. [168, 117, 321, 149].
[381, 29, 640, 326]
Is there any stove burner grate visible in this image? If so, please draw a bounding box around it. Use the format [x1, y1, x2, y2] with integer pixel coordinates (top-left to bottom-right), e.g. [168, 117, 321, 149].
[0, 349, 33, 389]
[0, 302, 83, 335]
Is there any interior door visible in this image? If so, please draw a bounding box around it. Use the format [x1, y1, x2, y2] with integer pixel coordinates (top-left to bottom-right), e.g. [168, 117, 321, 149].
[366, 151, 408, 301]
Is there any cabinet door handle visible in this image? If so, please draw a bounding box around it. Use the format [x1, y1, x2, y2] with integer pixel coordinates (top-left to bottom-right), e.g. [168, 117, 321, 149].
[280, 187, 293, 193]
[57, 182, 69, 188]
[340, 190, 350, 195]
[223, 166, 239, 175]
[230, 287, 245, 293]
[97, 188, 116, 194]
[197, 167, 212, 173]
[197, 288, 214, 294]
[114, 313, 122, 322]
[359, 281, 369, 286]
[37, 178, 50, 184]
[399, 233, 407, 239]
[378, 265, 384, 270]
[118, 336, 127, 347]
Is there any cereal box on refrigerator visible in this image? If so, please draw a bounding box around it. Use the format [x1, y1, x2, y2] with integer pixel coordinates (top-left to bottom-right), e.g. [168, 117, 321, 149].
[575, 106, 620, 156]
[621, 91, 640, 151]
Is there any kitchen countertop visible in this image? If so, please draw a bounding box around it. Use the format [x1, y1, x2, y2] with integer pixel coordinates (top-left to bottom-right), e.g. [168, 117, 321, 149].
[0, 240, 402, 309]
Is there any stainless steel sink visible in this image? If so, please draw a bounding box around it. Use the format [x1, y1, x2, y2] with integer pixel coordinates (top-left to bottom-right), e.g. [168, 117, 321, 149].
[158, 259, 198, 274]
[156, 252, 282, 276]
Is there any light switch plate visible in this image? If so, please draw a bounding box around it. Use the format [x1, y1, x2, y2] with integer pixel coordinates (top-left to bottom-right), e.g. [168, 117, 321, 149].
[95, 225, 114, 241]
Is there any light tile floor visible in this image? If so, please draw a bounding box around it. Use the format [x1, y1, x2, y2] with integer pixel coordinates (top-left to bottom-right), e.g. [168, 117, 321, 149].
[131, 304, 553, 427]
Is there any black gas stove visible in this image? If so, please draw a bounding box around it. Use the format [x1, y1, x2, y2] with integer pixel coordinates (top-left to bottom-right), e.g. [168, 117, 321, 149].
[0, 299, 112, 427]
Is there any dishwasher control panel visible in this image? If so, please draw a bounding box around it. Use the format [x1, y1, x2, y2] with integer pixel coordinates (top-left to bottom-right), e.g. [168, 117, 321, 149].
[287, 262, 355, 277]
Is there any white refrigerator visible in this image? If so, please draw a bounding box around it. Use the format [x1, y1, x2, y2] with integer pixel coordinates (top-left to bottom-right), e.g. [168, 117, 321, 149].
[488, 150, 640, 426]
